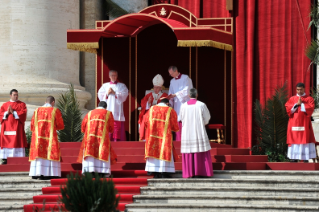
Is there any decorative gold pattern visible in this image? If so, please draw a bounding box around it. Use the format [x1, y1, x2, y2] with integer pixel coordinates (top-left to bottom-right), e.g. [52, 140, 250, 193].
[47, 108, 57, 159]
[129, 37, 132, 141]
[159, 107, 172, 159]
[85, 111, 91, 156]
[99, 111, 110, 158]
[67, 42, 99, 54]
[177, 40, 232, 51]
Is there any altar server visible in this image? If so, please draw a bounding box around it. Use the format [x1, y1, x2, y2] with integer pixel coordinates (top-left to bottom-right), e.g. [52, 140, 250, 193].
[180, 88, 213, 178]
[142, 98, 179, 178]
[29, 96, 64, 179]
[167, 66, 193, 141]
[77, 101, 117, 177]
[0, 89, 28, 165]
[98, 70, 128, 141]
[285, 82, 316, 162]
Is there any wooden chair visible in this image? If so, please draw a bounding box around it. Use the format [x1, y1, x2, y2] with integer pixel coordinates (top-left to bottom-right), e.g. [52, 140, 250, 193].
[207, 124, 226, 144]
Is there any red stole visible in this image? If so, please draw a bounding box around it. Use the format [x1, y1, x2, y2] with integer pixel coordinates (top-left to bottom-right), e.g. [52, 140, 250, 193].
[0, 101, 27, 148]
[285, 95, 316, 146]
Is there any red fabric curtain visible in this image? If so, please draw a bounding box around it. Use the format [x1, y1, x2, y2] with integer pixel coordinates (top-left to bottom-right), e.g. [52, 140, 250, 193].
[161, 0, 312, 148]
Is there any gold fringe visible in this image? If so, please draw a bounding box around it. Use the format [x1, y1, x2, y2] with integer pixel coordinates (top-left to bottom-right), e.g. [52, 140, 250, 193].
[177, 40, 233, 51]
[67, 42, 99, 54]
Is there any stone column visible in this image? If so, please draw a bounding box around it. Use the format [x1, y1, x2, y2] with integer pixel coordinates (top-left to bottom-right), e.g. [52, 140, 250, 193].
[79, 0, 106, 110]
[0, 0, 92, 127]
[109, 0, 148, 20]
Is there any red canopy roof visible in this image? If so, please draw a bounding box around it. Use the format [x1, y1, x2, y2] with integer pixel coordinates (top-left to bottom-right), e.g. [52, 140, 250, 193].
[67, 4, 233, 53]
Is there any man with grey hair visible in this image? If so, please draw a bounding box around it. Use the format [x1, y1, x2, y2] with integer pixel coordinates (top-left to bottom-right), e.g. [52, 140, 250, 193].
[180, 88, 213, 178]
[167, 66, 193, 141]
[98, 70, 128, 141]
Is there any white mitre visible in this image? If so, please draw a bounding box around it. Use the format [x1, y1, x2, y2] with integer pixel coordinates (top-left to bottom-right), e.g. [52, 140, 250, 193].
[153, 74, 164, 86]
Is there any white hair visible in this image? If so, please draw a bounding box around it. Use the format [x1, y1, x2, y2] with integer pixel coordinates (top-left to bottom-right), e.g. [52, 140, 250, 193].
[109, 70, 118, 75]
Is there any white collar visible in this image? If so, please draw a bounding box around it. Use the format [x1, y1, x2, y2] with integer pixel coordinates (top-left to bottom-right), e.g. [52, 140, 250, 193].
[157, 102, 168, 107]
[97, 107, 105, 109]
[43, 103, 53, 107]
[10, 100, 16, 102]
[297, 93, 306, 97]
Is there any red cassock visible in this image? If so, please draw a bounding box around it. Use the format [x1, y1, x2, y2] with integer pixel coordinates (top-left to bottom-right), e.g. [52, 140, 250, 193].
[29, 107, 64, 161]
[77, 108, 117, 164]
[285, 95, 316, 146]
[0, 101, 27, 148]
[142, 105, 179, 162]
[138, 92, 168, 124]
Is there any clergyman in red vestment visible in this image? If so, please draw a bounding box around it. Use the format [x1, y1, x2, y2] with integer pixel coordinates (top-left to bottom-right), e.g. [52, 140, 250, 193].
[285, 82, 316, 162]
[141, 98, 179, 178]
[77, 101, 117, 177]
[29, 96, 64, 179]
[0, 89, 27, 164]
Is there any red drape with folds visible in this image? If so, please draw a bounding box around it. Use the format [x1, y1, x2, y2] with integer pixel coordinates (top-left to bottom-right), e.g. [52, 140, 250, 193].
[155, 0, 312, 148]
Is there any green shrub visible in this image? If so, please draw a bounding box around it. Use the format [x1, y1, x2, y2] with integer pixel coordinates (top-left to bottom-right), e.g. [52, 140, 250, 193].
[252, 83, 289, 162]
[59, 172, 120, 212]
[25, 126, 32, 157]
[56, 84, 83, 142]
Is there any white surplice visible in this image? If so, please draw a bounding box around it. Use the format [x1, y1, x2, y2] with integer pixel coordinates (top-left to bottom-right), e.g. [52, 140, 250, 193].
[97, 82, 128, 121]
[145, 151, 175, 173]
[168, 74, 193, 121]
[180, 100, 211, 153]
[82, 154, 111, 175]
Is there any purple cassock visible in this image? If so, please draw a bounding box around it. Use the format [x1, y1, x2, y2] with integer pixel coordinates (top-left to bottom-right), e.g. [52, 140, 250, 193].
[180, 98, 213, 178]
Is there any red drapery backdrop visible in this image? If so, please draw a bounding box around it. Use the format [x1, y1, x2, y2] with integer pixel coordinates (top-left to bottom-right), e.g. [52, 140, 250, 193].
[154, 0, 312, 148]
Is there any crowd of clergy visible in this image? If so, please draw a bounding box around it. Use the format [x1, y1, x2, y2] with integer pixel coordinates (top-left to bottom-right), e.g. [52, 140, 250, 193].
[0, 66, 316, 179]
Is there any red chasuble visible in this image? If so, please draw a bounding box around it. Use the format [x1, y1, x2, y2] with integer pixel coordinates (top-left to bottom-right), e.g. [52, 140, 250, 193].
[138, 92, 168, 124]
[0, 101, 27, 148]
[29, 107, 64, 161]
[77, 109, 117, 164]
[285, 95, 316, 146]
[143, 105, 179, 162]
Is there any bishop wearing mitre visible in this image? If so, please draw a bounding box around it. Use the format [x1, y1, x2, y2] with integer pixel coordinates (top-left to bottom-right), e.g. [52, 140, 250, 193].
[138, 74, 168, 125]
[0, 89, 28, 164]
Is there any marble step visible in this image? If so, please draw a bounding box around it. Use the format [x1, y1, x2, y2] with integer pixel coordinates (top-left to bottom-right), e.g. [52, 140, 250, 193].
[211, 170, 319, 180]
[0, 196, 34, 205]
[125, 203, 319, 212]
[0, 188, 42, 197]
[148, 178, 319, 188]
[140, 186, 319, 197]
[0, 179, 51, 189]
[132, 195, 319, 206]
[0, 172, 30, 181]
[0, 205, 23, 212]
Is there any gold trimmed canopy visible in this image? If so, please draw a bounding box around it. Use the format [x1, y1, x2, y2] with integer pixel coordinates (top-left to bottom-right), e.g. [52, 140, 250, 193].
[67, 4, 233, 54]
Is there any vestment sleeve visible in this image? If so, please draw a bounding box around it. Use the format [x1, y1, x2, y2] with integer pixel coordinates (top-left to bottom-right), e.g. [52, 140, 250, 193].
[202, 103, 211, 125]
[115, 84, 128, 104]
[139, 110, 149, 141]
[304, 97, 315, 117]
[0, 103, 6, 123]
[98, 84, 107, 101]
[55, 109, 65, 131]
[175, 77, 193, 104]
[81, 113, 88, 133]
[16, 102, 27, 124]
[31, 109, 36, 132]
[170, 110, 179, 132]
[108, 112, 114, 134]
[285, 97, 296, 118]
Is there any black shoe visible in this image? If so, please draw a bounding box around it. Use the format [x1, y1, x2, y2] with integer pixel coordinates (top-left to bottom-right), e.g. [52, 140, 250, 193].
[304, 160, 309, 163]
[1, 159, 7, 165]
[162, 173, 171, 178]
[290, 159, 298, 163]
[154, 173, 162, 178]
[32, 176, 39, 180]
